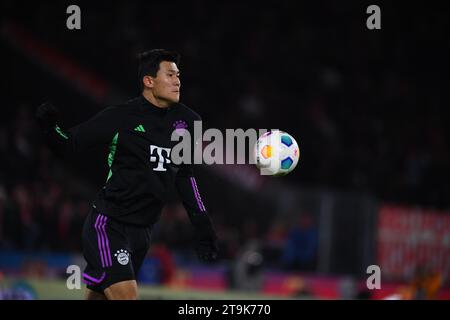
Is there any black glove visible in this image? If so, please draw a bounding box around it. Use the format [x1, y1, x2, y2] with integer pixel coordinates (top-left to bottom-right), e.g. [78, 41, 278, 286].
[195, 233, 219, 263]
[189, 212, 218, 262]
[36, 102, 60, 131]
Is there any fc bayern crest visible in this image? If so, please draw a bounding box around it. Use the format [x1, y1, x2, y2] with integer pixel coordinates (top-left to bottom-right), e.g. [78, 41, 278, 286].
[114, 249, 130, 265]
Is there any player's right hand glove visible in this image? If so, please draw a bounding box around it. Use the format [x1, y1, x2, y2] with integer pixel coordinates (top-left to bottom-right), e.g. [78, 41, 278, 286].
[35, 101, 60, 131]
[190, 211, 219, 262]
[195, 233, 219, 263]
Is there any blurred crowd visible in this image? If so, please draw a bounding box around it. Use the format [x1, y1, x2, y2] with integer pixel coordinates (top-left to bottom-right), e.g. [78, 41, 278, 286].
[0, 105, 90, 252]
[3, 1, 449, 208]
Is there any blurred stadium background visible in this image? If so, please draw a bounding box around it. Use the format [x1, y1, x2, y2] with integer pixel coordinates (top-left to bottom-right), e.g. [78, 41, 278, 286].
[1, 1, 449, 299]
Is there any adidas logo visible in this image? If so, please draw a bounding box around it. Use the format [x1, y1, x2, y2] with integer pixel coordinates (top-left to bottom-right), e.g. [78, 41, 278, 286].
[134, 125, 145, 132]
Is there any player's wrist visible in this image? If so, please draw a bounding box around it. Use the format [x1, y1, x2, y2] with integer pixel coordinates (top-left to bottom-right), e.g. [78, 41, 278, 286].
[191, 214, 216, 239]
[36, 101, 60, 131]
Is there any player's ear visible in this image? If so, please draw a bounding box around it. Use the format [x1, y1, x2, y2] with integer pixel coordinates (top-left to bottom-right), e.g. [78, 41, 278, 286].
[143, 76, 154, 88]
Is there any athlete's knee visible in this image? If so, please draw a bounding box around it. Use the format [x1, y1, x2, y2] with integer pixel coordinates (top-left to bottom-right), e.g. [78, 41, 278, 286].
[104, 280, 138, 300]
[85, 288, 107, 300]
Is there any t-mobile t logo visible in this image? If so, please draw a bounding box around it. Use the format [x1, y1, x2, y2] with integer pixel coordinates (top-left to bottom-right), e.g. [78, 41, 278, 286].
[150, 145, 171, 171]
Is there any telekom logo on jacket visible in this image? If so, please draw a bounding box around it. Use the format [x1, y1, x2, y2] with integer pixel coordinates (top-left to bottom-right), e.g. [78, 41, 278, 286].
[149, 145, 171, 171]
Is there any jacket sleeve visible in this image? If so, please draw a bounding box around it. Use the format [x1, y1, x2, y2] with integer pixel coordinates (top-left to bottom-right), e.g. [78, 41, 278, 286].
[43, 106, 122, 156]
[175, 164, 216, 240]
[174, 115, 216, 239]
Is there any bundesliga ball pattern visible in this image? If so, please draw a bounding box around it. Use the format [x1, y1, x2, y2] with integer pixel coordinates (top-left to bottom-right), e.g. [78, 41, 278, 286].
[255, 130, 300, 176]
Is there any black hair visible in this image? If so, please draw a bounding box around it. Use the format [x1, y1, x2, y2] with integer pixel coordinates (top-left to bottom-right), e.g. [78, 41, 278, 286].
[137, 49, 180, 91]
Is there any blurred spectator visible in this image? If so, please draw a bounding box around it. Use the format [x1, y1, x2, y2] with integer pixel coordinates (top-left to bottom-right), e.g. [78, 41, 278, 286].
[263, 219, 288, 266]
[385, 265, 444, 300]
[409, 266, 443, 300]
[147, 244, 176, 285]
[281, 213, 319, 272]
[229, 239, 264, 292]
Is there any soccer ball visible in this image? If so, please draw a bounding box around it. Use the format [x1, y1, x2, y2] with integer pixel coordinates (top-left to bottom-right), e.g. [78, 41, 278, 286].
[254, 130, 300, 176]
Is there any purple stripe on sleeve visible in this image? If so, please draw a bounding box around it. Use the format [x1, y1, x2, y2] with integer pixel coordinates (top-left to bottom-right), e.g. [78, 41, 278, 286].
[190, 177, 203, 211]
[190, 177, 206, 212]
[193, 177, 206, 211]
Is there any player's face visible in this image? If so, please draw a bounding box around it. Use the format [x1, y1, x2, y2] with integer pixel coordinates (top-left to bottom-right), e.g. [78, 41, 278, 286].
[152, 61, 181, 104]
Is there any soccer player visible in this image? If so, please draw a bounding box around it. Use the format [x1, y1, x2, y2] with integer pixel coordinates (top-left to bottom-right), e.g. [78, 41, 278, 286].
[36, 49, 218, 300]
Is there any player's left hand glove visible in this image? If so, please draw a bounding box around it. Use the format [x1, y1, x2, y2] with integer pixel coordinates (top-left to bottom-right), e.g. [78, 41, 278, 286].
[35, 101, 60, 131]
